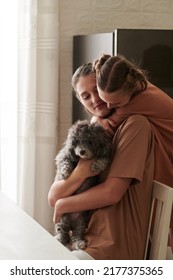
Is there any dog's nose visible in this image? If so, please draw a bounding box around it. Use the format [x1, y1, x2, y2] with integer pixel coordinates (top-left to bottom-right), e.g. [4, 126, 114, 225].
[80, 150, 86, 155]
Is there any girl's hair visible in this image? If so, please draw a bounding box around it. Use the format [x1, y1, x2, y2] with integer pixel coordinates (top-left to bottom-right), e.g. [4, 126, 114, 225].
[93, 53, 148, 93]
[71, 63, 95, 98]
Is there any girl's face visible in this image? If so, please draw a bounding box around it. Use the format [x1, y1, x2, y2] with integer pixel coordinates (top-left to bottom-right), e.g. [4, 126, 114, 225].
[97, 86, 133, 109]
[75, 74, 111, 117]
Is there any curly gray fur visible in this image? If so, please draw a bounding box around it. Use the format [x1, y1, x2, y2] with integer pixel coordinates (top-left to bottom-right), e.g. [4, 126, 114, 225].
[54, 120, 112, 250]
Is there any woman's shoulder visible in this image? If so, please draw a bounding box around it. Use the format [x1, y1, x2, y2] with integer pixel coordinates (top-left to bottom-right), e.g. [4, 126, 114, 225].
[145, 82, 173, 101]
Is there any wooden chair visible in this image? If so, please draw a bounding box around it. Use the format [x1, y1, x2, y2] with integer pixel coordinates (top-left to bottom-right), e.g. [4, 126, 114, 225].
[144, 180, 173, 259]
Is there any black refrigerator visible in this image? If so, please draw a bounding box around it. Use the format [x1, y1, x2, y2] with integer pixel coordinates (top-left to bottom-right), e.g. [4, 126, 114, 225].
[73, 29, 173, 122]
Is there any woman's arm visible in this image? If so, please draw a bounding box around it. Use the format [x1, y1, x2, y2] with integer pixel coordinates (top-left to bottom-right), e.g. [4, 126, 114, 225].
[91, 116, 116, 137]
[53, 177, 131, 223]
[48, 158, 99, 207]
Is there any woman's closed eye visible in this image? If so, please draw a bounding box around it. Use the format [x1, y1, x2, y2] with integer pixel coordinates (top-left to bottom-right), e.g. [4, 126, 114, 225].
[81, 92, 90, 100]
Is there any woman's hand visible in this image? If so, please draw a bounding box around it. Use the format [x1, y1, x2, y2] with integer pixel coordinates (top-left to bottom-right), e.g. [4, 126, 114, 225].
[48, 159, 99, 208]
[52, 159, 100, 223]
[76, 158, 100, 178]
[91, 116, 116, 137]
[53, 198, 64, 223]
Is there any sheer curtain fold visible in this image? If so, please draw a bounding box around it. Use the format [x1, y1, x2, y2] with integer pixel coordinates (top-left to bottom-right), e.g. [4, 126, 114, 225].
[17, 0, 59, 233]
[0, 1, 18, 201]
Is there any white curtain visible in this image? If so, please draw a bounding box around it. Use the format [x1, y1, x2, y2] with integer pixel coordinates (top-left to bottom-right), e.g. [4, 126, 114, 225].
[17, 0, 59, 233]
[0, 1, 18, 201]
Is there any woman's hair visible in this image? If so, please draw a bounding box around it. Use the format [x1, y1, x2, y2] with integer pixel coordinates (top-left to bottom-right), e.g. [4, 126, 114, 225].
[93, 53, 148, 93]
[71, 63, 95, 98]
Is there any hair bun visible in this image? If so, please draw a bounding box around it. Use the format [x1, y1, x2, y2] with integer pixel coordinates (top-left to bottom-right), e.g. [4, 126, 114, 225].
[93, 53, 111, 73]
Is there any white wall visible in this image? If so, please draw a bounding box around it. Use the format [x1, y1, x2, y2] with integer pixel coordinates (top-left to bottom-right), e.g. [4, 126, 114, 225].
[58, 0, 173, 145]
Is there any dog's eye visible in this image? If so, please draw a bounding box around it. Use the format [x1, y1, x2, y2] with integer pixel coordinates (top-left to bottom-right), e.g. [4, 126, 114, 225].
[72, 139, 79, 145]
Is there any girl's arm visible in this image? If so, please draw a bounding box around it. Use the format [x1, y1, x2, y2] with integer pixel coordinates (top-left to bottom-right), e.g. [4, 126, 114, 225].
[53, 177, 131, 223]
[91, 116, 116, 137]
[48, 158, 98, 207]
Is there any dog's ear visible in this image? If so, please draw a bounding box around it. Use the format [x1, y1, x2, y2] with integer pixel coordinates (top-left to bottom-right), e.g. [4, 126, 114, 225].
[68, 148, 78, 161]
[91, 123, 113, 157]
[66, 123, 77, 143]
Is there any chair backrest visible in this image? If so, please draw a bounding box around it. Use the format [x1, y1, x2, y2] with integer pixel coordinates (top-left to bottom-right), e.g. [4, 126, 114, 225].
[144, 180, 173, 260]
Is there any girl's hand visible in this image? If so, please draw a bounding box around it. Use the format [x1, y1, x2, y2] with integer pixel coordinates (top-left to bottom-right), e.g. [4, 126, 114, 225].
[91, 116, 116, 137]
[76, 158, 100, 178]
[52, 159, 99, 224]
[53, 199, 63, 223]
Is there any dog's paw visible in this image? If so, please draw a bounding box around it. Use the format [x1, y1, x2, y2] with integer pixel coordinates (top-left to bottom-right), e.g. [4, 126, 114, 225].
[71, 239, 86, 250]
[91, 158, 109, 173]
[55, 231, 69, 246]
[54, 232, 63, 242]
[57, 168, 71, 180]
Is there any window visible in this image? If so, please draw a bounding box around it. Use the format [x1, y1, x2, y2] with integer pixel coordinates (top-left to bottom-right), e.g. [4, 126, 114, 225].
[0, 1, 18, 202]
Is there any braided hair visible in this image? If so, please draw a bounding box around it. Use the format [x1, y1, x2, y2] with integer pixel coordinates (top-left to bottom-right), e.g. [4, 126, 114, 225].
[93, 53, 148, 94]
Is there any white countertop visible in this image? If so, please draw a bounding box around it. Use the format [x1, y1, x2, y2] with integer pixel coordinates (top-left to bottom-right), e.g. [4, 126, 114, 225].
[0, 192, 77, 260]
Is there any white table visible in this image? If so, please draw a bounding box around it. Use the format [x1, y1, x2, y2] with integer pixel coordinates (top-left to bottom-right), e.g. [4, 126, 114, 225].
[0, 192, 77, 259]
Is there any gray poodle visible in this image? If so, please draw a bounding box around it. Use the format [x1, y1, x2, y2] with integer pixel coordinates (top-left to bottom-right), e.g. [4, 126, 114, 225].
[54, 120, 112, 250]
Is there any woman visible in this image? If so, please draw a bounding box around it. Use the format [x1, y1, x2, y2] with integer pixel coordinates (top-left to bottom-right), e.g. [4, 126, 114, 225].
[93, 54, 173, 188]
[48, 62, 157, 260]
[93, 53, 173, 252]
[71, 62, 116, 136]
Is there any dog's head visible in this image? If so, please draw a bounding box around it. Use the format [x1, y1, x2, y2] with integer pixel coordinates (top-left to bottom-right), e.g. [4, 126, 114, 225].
[66, 120, 112, 159]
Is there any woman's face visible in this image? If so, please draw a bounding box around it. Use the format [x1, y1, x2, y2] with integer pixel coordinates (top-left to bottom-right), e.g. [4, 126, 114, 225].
[98, 86, 133, 109]
[75, 74, 111, 117]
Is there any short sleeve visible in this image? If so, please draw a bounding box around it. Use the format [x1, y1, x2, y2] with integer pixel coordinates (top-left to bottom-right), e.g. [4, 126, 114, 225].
[107, 115, 154, 183]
